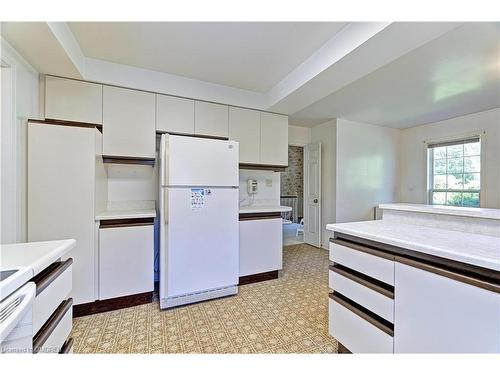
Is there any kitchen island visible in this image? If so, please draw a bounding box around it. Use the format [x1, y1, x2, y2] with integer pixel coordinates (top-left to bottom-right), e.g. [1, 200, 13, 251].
[326, 204, 500, 353]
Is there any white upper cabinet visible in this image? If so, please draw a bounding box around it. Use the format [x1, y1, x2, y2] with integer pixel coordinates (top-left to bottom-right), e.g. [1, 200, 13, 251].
[228, 107, 261, 164]
[156, 94, 195, 135]
[260, 112, 288, 166]
[102, 86, 156, 159]
[195, 101, 229, 138]
[45, 76, 102, 124]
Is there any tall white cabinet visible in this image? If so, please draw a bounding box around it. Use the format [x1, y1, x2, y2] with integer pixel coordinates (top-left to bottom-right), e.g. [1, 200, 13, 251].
[102, 86, 156, 159]
[28, 122, 107, 305]
[260, 112, 288, 166]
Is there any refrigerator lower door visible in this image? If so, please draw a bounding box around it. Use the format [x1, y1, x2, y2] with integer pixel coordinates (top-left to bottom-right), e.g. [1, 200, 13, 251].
[161, 187, 238, 308]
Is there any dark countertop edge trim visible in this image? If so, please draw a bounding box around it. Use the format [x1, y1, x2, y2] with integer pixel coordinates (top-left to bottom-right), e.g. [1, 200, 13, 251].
[99, 217, 155, 228]
[239, 212, 282, 221]
[331, 233, 500, 289]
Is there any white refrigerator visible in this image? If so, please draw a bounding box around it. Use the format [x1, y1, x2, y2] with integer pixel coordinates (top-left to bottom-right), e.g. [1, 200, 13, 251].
[159, 134, 239, 309]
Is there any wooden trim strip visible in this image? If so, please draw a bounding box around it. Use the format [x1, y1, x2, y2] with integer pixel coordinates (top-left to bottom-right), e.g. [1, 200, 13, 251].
[102, 156, 155, 166]
[329, 264, 394, 299]
[329, 292, 394, 336]
[29, 118, 103, 132]
[331, 237, 395, 261]
[159, 132, 229, 141]
[99, 217, 155, 229]
[396, 256, 500, 294]
[59, 337, 74, 354]
[337, 342, 352, 354]
[239, 270, 279, 285]
[33, 298, 73, 353]
[239, 212, 282, 221]
[73, 292, 153, 317]
[31, 258, 73, 296]
[239, 163, 287, 172]
[332, 233, 500, 288]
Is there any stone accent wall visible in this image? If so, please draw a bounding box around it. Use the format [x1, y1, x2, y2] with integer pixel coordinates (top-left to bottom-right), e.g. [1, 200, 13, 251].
[280, 146, 304, 220]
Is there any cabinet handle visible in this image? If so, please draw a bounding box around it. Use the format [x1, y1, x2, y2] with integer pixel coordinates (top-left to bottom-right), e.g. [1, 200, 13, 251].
[33, 298, 73, 353]
[32, 258, 73, 296]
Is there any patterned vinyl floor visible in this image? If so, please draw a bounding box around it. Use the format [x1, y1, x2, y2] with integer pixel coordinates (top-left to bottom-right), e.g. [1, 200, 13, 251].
[71, 244, 338, 353]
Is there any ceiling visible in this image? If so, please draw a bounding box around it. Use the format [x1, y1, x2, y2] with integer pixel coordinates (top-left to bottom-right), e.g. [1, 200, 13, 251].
[290, 22, 500, 128]
[68, 22, 346, 92]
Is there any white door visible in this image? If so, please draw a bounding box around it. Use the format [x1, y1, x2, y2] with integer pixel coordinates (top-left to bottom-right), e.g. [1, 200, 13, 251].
[165, 187, 239, 297]
[165, 135, 238, 187]
[303, 143, 321, 247]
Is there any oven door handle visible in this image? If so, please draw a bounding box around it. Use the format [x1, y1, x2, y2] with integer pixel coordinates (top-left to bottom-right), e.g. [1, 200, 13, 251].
[0, 282, 36, 342]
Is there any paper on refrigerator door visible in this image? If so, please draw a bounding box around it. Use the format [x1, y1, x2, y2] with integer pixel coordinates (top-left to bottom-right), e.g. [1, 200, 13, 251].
[190, 188, 205, 209]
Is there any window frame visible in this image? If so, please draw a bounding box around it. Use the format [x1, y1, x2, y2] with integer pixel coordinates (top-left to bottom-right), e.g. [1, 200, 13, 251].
[426, 134, 483, 208]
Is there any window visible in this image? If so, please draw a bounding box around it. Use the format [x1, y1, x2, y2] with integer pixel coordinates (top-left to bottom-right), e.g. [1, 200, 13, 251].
[427, 137, 481, 207]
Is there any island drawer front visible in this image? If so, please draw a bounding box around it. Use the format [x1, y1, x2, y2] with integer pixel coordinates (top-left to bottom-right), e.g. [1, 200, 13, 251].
[329, 297, 393, 353]
[34, 299, 73, 354]
[330, 242, 394, 286]
[32, 259, 73, 335]
[329, 269, 394, 323]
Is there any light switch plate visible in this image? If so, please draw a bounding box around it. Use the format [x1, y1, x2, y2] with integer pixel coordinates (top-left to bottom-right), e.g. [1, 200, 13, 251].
[265, 179, 272, 187]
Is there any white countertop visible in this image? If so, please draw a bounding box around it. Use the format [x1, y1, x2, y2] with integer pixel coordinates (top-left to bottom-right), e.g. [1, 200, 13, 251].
[1, 239, 75, 299]
[379, 203, 500, 221]
[327, 220, 500, 272]
[239, 205, 292, 214]
[95, 208, 157, 221]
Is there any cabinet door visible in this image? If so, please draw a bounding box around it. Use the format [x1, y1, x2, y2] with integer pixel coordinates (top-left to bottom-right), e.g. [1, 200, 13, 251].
[156, 94, 195, 134]
[45, 76, 102, 124]
[99, 225, 154, 300]
[395, 262, 500, 353]
[260, 112, 288, 166]
[195, 101, 228, 138]
[228, 107, 260, 164]
[103, 86, 156, 159]
[239, 218, 282, 277]
[28, 123, 96, 304]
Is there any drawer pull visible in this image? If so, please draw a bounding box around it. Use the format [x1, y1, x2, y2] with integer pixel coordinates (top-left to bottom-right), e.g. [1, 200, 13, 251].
[59, 337, 74, 354]
[330, 264, 394, 299]
[329, 292, 394, 336]
[32, 258, 73, 296]
[99, 218, 154, 228]
[331, 238, 394, 261]
[33, 298, 73, 353]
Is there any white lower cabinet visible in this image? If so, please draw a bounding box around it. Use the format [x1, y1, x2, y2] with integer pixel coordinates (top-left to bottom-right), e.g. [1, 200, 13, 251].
[394, 262, 500, 353]
[239, 218, 282, 277]
[329, 297, 394, 353]
[99, 224, 154, 300]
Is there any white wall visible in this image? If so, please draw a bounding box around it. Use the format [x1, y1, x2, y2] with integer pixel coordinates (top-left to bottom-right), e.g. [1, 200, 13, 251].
[288, 125, 311, 146]
[311, 119, 337, 248]
[239, 169, 280, 206]
[1, 38, 40, 243]
[400, 108, 500, 208]
[106, 164, 158, 204]
[335, 119, 400, 224]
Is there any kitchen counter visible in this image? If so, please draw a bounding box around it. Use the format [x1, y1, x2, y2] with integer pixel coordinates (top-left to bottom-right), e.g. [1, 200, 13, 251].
[0, 239, 75, 298]
[95, 208, 157, 221]
[379, 203, 500, 220]
[239, 205, 292, 214]
[327, 220, 500, 272]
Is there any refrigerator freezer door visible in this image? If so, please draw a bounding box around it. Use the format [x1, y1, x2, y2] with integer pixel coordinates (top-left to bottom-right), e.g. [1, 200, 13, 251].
[165, 135, 238, 187]
[165, 187, 239, 298]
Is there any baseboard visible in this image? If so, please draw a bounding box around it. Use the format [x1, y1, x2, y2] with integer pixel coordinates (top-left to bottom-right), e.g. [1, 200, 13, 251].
[73, 291, 153, 317]
[239, 270, 279, 285]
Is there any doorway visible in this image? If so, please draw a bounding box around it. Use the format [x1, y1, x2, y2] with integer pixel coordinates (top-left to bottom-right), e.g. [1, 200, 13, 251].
[280, 146, 305, 246]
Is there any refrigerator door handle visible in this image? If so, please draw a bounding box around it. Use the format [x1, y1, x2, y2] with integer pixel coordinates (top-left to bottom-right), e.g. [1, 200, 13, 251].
[164, 188, 168, 225]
